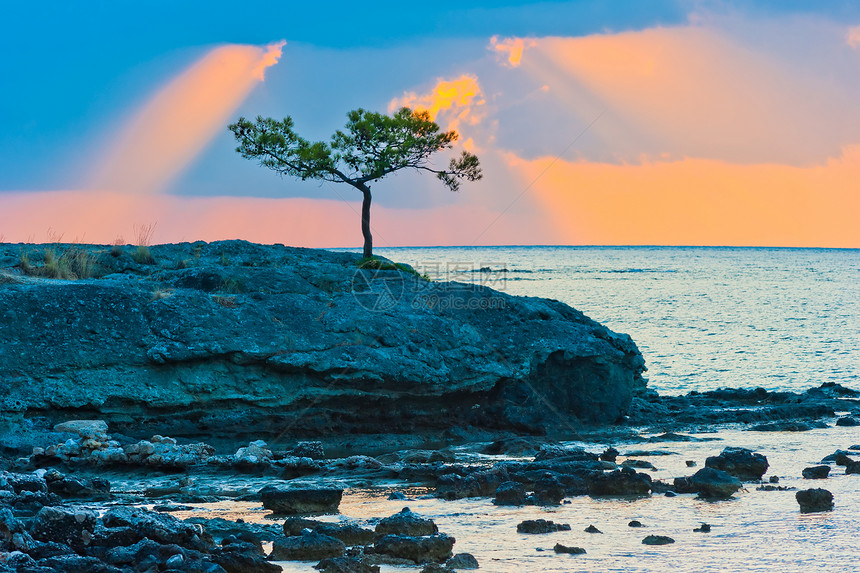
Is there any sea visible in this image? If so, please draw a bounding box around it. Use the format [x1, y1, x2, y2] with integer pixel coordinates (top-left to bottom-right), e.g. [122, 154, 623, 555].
[190, 246, 860, 572]
[375, 245, 860, 396]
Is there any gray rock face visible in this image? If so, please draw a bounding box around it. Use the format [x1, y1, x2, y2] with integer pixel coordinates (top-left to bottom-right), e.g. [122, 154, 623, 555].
[260, 487, 342, 515]
[796, 488, 834, 513]
[0, 241, 645, 440]
[269, 531, 346, 561]
[372, 534, 455, 564]
[705, 447, 769, 481]
[684, 467, 743, 499]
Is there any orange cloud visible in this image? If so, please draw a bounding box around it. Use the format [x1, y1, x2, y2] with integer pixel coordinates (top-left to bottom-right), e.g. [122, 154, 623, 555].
[389, 75, 485, 133]
[507, 146, 860, 247]
[489, 36, 534, 67]
[89, 41, 285, 195]
[503, 28, 860, 165]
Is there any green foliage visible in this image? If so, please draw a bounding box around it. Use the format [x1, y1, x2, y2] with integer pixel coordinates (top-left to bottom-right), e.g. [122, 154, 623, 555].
[356, 256, 424, 278]
[229, 107, 481, 189]
[231, 108, 481, 191]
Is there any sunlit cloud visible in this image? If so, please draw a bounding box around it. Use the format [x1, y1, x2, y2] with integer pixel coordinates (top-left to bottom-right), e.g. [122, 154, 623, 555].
[495, 28, 860, 166]
[388, 75, 485, 133]
[489, 36, 534, 67]
[253, 40, 286, 80]
[89, 40, 285, 195]
[506, 146, 860, 247]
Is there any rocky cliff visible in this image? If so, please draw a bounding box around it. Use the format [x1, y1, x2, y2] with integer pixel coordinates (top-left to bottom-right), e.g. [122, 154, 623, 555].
[0, 241, 645, 442]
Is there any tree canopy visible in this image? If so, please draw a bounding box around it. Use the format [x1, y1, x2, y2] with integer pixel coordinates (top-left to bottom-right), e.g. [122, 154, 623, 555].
[229, 107, 482, 257]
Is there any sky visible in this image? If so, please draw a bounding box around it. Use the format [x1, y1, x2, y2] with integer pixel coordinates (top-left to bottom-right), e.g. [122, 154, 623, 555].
[2, 1, 860, 248]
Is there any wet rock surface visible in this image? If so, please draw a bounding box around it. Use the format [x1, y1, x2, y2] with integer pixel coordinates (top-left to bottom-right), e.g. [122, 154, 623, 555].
[260, 486, 343, 515]
[796, 488, 834, 513]
[704, 447, 769, 481]
[516, 519, 571, 534]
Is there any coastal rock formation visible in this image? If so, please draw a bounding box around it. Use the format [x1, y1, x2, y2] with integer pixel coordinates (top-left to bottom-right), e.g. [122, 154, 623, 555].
[796, 488, 834, 513]
[0, 241, 645, 443]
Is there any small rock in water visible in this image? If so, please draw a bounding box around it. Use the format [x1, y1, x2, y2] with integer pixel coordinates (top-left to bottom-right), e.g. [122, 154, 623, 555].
[260, 486, 342, 515]
[796, 488, 834, 513]
[693, 523, 711, 533]
[316, 556, 380, 573]
[705, 447, 768, 481]
[372, 533, 455, 564]
[642, 535, 675, 545]
[584, 524, 602, 534]
[685, 460, 696, 467]
[269, 531, 346, 561]
[802, 465, 831, 479]
[446, 552, 479, 569]
[628, 520, 644, 527]
[388, 491, 408, 501]
[376, 508, 439, 537]
[835, 416, 859, 427]
[664, 491, 677, 497]
[554, 543, 586, 554]
[599, 447, 619, 462]
[516, 519, 571, 534]
[769, 476, 780, 484]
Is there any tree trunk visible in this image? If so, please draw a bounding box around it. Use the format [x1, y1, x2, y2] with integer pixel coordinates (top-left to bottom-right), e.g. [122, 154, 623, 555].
[360, 184, 373, 258]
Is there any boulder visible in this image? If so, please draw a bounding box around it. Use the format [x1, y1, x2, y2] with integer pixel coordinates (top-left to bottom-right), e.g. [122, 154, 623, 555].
[533, 473, 567, 505]
[260, 487, 342, 515]
[516, 519, 571, 534]
[796, 488, 834, 513]
[375, 508, 438, 537]
[821, 451, 856, 466]
[53, 420, 109, 438]
[705, 447, 768, 481]
[835, 416, 859, 427]
[100, 506, 213, 551]
[802, 466, 830, 479]
[314, 523, 375, 546]
[372, 534, 455, 564]
[269, 532, 346, 561]
[682, 467, 742, 499]
[29, 506, 97, 553]
[315, 557, 380, 573]
[210, 541, 282, 573]
[642, 535, 674, 545]
[586, 467, 652, 496]
[493, 481, 527, 506]
[43, 469, 110, 498]
[554, 544, 586, 554]
[446, 552, 479, 569]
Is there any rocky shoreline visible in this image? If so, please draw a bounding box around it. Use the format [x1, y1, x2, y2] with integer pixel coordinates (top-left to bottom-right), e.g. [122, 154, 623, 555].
[2, 388, 860, 571]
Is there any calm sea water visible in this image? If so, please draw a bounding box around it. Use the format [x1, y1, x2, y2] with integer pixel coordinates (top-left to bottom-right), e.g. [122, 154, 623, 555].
[374, 246, 860, 396]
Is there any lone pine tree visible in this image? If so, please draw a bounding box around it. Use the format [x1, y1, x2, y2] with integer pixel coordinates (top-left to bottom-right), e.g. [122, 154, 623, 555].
[229, 107, 482, 257]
